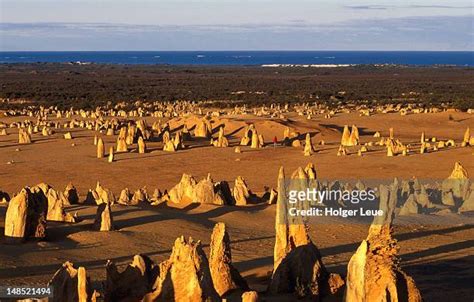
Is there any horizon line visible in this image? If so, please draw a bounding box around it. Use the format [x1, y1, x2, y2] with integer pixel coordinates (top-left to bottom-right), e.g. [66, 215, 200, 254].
[2, 50, 473, 52]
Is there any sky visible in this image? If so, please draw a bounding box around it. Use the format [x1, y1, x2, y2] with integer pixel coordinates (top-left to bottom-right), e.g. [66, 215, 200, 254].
[0, 0, 473, 51]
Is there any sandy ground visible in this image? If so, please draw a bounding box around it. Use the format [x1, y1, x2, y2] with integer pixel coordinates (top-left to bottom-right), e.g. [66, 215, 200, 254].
[0, 110, 473, 301]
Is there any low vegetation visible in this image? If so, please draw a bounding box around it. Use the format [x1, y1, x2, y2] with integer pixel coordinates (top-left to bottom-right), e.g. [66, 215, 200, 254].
[1, 63, 473, 110]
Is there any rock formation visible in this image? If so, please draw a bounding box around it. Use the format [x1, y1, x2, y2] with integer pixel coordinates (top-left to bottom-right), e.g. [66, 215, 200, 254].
[250, 129, 260, 148]
[345, 184, 422, 302]
[420, 142, 427, 154]
[241, 291, 259, 302]
[0, 190, 9, 203]
[212, 127, 229, 147]
[89, 182, 115, 205]
[105, 255, 156, 302]
[209, 223, 248, 296]
[442, 162, 470, 208]
[117, 188, 132, 205]
[269, 167, 343, 299]
[341, 125, 359, 146]
[168, 174, 197, 203]
[337, 145, 348, 156]
[233, 176, 252, 206]
[182, 124, 191, 139]
[448, 161, 468, 179]
[4, 188, 47, 242]
[266, 188, 278, 205]
[459, 186, 474, 213]
[108, 146, 114, 162]
[240, 125, 253, 146]
[163, 139, 176, 152]
[304, 162, 317, 179]
[116, 137, 128, 152]
[291, 139, 301, 147]
[144, 236, 219, 301]
[131, 188, 148, 205]
[64, 132, 73, 139]
[42, 127, 52, 136]
[462, 127, 470, 145]
[138, 136, 147, 153]
[399, 194, 420, 215]
[341, 125, 351, 146]
[350, 125, 359, 145]
[93, 203, 114, 231]
[48, 261, 93, 302]
[173, 132, 185, 150]
[18, 128, 32, 144]
[194, 118, 212, 138]
[168, 174, 231, 205]
[46, 188, 76, 222]
[136, 119, 151, 140]
[193, 175, 227, 205]
[303, 133, 315, 156]
[116, 128, 129, 152]
[387, 144, 395, 157]
[64, 182, 79, 204]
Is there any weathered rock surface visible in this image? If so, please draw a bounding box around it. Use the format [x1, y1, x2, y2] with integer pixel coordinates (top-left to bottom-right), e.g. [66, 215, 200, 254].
[345, 184, 422, 302]
[131, 188, 148, 205]
[168, 173, 232, 205]
[341, 125, 358, 147]
[117, 188, 132, 205]
[194, 118, 212, 138]
[168, 174, 197, 203]
[18, 128, 32, 144]
[193, 177, 226, 205]
[138, 136, 147, 153]
[88, 182, 115, 205]
[46, 188, 76, 222]
[4, 188, 47, 242]
[105, 255, 156, 302]
[64, 182, 79, 204]
[212, 127, 229, 148]
[399, 194, 420, 215]
[209, 223, 248, 296]
[97, 138, 105, 158]
[108, 146, 115, 162]
[459, 189, 474, 212]
[233, 176, 252, 206]
[303, 133, 315, 156]
[144, 236, 219, 301]
[48, 261, 92, 302]
[442, 162, 470, 208]
[93, 203, 114, 231]
[241, 291, 259, 302]
[269, 167, 343, 299]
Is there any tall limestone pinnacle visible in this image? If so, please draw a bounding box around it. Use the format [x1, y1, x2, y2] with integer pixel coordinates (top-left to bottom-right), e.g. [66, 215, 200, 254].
[209, 222, 248, 296]
[303, 133, 315, 156]
[270, 166, 343, 299]
[345, 184, 422, 302]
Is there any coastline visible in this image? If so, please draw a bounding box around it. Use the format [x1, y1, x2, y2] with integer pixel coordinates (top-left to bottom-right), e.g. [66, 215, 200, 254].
[1, 50, 473, 66]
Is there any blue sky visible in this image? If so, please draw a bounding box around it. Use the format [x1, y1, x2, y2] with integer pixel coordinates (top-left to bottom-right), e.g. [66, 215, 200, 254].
[0, 0, 473, 50]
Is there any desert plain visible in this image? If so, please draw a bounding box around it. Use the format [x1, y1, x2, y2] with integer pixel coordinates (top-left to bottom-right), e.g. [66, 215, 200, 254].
[0, 65, 473, 302]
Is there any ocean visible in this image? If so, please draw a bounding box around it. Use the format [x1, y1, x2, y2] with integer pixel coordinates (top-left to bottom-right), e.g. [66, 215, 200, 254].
[0, 51, 473, 66]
